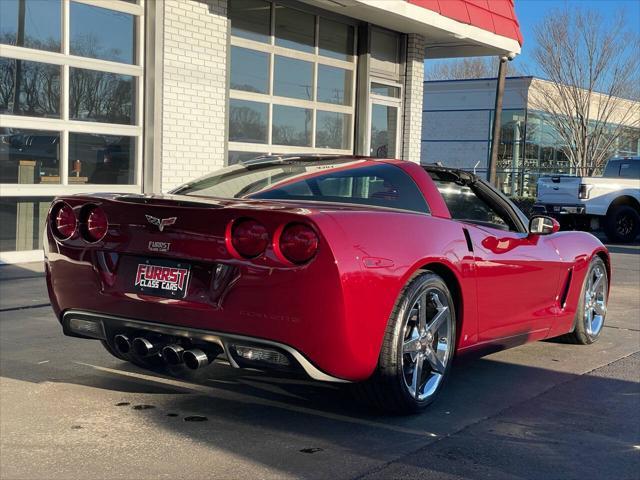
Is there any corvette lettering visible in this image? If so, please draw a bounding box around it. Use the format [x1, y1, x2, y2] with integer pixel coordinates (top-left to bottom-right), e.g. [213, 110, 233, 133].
[148, 241, 171, 252]
[135, 264, 189, 292]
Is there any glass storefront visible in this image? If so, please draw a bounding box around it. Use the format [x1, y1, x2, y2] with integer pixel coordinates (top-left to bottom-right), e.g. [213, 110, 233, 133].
[488, 110, 640, 198]
[0, 0, 144, 255]
[227, 0, 356, 163]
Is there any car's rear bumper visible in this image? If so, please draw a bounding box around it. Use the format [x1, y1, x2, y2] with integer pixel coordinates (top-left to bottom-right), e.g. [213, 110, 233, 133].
[62, 309, 349, 383]
[533, 203, 586, 216]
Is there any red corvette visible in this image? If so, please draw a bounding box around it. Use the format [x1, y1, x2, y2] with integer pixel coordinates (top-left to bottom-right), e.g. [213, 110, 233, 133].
[45, 156, 610, 413]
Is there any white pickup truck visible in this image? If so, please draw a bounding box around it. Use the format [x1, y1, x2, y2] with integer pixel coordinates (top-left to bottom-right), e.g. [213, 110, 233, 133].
[534, 156, 640, 243]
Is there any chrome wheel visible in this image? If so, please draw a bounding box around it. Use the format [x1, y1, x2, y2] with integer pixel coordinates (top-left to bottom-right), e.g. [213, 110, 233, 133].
[401, 287, 453, 401]
[584, 263, 607, 337]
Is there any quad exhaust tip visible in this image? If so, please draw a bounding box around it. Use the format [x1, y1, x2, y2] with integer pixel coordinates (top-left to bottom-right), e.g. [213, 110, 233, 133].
[162, 345, 185, 365]
[183, 349, 212, 370]
[114, 334, 131, 355]
[132, 337, 158, 357]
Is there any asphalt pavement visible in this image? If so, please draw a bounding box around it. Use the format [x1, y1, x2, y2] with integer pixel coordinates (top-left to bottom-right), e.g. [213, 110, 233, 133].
[0, 244, 638, 480]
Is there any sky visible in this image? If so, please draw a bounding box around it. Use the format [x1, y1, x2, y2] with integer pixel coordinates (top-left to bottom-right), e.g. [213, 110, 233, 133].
[511, 0, 640, 73]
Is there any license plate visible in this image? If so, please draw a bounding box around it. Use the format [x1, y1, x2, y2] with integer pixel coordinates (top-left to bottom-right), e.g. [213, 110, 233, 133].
[132, 258, 191, 299]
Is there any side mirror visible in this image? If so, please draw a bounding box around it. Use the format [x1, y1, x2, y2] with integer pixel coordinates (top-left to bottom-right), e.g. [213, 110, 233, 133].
[529, 215, 560, 236]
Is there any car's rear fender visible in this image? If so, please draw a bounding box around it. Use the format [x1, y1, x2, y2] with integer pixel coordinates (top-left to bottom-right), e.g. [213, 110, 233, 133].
[320, 211, 478, 366]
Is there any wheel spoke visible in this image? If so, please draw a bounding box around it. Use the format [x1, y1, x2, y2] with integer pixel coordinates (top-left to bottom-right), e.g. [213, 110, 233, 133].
[418, 294, 427, 333]
[594, 302, 606, 316]
[427, 306, 449, 335]
[424, 348, 445, 374]
[591, 270, 604, 294]
[411, 353, 424, 397]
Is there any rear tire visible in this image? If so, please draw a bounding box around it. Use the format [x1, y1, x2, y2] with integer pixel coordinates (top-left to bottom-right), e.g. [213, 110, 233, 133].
[354, 271, 456, 414]
[561, 257, 608, 345]
[604, 205, 639, 243]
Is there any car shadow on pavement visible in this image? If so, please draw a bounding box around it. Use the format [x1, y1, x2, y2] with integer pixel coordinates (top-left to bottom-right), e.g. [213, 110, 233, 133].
[113, 354, 640, 479]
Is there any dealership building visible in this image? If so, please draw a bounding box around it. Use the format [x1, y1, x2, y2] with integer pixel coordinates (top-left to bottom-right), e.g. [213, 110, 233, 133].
[422, 76, 640, 197]
[0, 0, 522, 263]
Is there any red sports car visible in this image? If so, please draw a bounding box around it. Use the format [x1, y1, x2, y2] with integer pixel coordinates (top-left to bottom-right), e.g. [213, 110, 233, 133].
[45, 156, 610, 413]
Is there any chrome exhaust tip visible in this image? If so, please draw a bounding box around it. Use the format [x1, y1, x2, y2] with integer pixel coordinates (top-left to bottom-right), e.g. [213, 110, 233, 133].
[182, 349, 212, 370]
[114, 334, 131, 355]
[162, 345, 185, 365]
[132, 337, 158, 357]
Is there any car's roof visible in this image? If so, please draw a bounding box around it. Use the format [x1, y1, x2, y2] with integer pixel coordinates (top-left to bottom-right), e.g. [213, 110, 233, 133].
[241, 154, 481, 182]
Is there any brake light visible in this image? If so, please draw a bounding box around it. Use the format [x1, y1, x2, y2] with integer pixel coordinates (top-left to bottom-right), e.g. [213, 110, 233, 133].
[278, 223, 319, 264]
[52, 202, 76, 239]
[230, 218, 269, 258]
[83, 206, 108, 242]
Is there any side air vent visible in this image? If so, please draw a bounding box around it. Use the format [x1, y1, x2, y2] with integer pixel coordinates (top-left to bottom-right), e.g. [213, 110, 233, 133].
[559, 268, 573, 308]
[462, 228, 474, 253]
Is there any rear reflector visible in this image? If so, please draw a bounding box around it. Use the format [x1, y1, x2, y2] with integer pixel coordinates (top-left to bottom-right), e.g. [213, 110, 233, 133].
[230, 218, 269, 258]
[68, 317, 105, 339]
[52, 202, 76, 239]
[234, 345, 290, 366]
[83, 206, 109, 242]
[278, 223, 318, 264]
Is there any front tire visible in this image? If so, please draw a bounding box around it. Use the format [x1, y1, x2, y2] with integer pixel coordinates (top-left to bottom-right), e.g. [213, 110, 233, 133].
[563, 256, 608, 345]
[355, 271, 456, 414]
[604, 205, 639, 243]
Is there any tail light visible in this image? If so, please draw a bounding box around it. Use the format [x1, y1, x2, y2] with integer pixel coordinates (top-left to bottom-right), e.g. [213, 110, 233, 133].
[83, 206, 108, 242]
[578, 183, 593, 199]
[278, 223, 319, 264]
[229, 218, 269, 258]
[52, 202, 76, 239]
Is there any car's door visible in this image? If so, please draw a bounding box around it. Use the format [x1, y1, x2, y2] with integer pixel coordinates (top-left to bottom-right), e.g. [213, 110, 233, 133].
[431, 172, 565, 343]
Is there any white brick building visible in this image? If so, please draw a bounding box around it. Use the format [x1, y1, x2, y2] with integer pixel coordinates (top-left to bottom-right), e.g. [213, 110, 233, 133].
[0, 0, 522, 262]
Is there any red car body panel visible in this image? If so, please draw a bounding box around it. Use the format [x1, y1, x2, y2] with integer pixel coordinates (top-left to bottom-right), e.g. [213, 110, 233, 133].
[44, 159, 610, 381]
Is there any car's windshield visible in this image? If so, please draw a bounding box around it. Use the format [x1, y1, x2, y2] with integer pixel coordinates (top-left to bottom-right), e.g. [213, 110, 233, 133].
[174, 157, 430, 213]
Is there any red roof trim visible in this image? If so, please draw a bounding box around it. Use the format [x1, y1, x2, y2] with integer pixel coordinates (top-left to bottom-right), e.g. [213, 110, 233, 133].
[407, 0, 523, 45]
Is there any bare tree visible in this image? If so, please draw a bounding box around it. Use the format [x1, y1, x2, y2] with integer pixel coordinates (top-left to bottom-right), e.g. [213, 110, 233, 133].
[425, 56, 519, 80]
[527, 7, 640, 176]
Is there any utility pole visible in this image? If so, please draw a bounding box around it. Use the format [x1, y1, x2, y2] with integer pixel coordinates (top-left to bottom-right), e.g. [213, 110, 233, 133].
[487, 55, 510, 186]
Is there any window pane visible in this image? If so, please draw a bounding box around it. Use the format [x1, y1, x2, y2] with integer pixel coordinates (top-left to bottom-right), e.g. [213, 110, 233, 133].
[275, 5, 314, 53]
[273, 56, 312, 100]
[0, 59, 60, 117]
[70, 2, 135, 64]
[229, 99, 268, 143]
[272, 105, 311, 146]
[370, 28, 400, 77]
[69, 68, 135, 124]
[319, 18, 353, 60]
[317, 65, 351, 105]
[371, 82, 400, 98]
[433, 181, 510, 230]
[316, 111, 350, 150]
[370, 104, 398, 158]
[229, 0, 270, 43]
[230, 46, 268, 94]
[68, 133, 135, 185]
[0, 196, 53, 252]
[0, 129, 60, 184]
[0, 0, 61, 52]
[228, 151, 267, 165]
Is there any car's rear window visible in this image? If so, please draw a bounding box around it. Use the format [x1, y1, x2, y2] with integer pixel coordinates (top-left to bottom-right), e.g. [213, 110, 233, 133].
[603, 159, 640, 179]
[174, 158, 430, 213]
